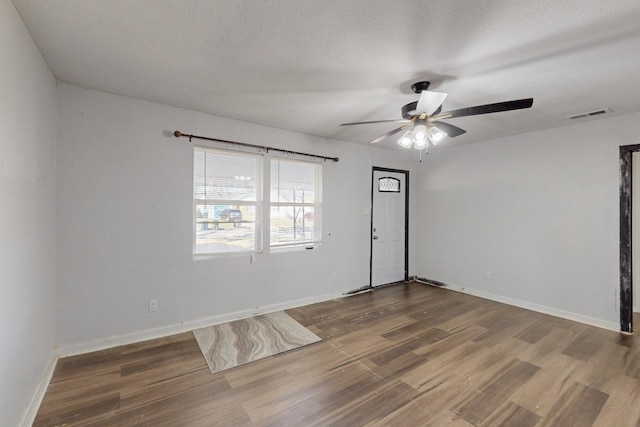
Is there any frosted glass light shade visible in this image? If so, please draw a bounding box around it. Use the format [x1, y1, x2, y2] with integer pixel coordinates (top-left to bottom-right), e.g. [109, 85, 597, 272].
[413, 124, 427, 141]
[413, 138, 428, 149]
[397, 130, 413, 148]
[429, 127, 447, 145]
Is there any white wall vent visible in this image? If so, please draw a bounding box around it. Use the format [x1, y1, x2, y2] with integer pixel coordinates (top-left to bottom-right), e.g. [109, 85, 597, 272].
[566, 108, 610, 120]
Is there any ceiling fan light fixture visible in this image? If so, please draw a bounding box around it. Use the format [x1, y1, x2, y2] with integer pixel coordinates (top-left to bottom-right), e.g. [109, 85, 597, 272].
[413, 124, 427, 141]
[413, 138, 428, 150]
[397, 130, 413, 148]
[428, 127, 447, 145]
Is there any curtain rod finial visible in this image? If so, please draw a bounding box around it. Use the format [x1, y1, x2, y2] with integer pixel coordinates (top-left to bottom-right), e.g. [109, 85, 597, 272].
[174, 130, 182, 137]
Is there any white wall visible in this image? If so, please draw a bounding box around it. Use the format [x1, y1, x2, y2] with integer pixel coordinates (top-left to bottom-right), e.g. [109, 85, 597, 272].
[56, 82, 415, 348]
[414, 112, 640, 328]
[56, 81, 640, 349]
[0, 0, 57, 425]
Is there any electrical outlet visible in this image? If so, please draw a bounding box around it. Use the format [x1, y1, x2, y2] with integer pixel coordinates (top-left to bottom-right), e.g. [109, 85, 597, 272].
[331, 272, 337, 280]
[149, 299, 158, 312]
[484, 271, 492, 280]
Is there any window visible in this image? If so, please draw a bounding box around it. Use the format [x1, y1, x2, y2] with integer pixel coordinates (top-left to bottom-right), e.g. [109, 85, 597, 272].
[193, 147, 322, 256]
[270, 158, 322, 248]
[193, 146, 261, 256]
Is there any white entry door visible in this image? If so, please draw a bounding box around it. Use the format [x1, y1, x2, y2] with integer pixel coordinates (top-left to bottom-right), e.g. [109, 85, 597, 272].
[371, 169, 407, 287]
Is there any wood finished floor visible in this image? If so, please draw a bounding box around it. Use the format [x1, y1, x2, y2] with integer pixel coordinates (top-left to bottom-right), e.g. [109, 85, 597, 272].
[34, 283, 640, 426]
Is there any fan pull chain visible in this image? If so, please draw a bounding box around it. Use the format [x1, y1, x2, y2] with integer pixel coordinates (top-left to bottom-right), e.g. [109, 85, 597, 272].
[419, 148, 428, 163]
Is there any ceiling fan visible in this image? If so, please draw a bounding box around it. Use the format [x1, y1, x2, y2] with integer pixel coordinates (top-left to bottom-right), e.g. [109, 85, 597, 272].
[340, 81, 533, 149]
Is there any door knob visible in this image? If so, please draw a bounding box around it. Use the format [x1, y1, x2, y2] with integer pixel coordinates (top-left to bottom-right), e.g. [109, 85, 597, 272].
[373, 235, 378, 240]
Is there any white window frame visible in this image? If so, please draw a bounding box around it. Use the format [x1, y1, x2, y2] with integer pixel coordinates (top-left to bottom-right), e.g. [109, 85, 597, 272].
[193, 146, 263, 258]
[269, 157, 323, 251]
[192, 146, 322, 258]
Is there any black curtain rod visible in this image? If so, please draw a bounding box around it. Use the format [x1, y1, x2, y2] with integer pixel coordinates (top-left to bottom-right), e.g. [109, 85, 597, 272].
[173, 131, 339, 162]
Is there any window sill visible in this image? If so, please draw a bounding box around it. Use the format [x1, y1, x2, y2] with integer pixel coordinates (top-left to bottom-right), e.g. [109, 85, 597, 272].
[193, 250, 263, 261]
[270, 242, 321, 254]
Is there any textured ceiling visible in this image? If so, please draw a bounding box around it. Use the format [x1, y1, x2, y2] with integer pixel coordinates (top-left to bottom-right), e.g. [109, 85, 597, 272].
[11, 0, 640, 148]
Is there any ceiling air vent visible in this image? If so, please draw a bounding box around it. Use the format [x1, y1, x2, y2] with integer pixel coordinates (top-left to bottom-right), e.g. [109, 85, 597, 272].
[566, 108, 610, 120]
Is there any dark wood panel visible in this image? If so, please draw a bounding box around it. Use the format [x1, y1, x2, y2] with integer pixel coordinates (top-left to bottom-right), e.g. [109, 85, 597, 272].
[480, 401, 541, 427]
[541, 382, 609, 426]
[455, 359, 541, 424]
[33, 282, 640, 426]
[561, 327, 617, 361]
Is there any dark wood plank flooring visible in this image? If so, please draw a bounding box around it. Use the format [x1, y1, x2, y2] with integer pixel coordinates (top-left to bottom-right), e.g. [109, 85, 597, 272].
[33, 282, 640, 426]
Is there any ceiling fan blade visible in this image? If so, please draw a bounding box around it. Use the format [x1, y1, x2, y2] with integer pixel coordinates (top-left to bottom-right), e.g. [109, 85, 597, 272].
[369, 125, 407, 144]
[416, 91, 448, 116]
[340, 119, 410, 126]
[433, 121, 466, 138]
[434, 98, 533, 119]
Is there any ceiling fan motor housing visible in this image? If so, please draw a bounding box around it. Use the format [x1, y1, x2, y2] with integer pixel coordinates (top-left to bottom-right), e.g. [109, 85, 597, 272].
[403, 81, 443, 118]
[411, 81, 431, 94]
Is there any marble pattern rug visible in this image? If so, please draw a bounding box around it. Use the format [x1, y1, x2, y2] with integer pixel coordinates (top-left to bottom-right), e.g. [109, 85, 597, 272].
[193, 311, 321, 374]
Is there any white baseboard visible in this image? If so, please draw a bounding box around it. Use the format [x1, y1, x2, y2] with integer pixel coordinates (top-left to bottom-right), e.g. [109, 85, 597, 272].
[55, 290, 348, 358]
[441, 283, 619, 332]
[20, 353, 58, 427]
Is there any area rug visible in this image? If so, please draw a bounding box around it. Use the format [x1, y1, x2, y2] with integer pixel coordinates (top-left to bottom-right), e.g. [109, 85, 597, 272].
[193, 311, 321, 374]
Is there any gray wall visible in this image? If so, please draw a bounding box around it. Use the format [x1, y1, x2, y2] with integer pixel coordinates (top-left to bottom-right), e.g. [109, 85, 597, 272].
[0, 1, 57, 425]
[413, 113, 640, 328]
[55, 82, 416, 349]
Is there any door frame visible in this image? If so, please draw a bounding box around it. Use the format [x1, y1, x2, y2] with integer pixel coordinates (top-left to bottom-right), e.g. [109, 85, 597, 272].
[620, 144, 640, 333]
[370, 167, 410, 288]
